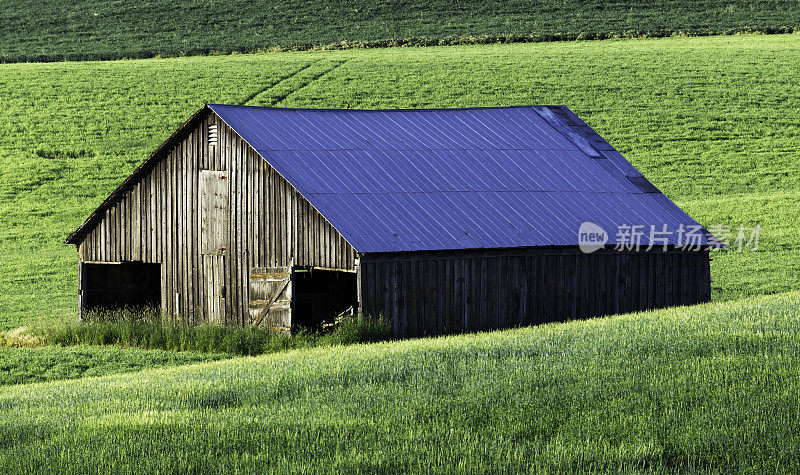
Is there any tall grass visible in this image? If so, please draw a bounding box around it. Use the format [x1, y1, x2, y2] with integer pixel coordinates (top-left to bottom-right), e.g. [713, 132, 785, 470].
[1, 292, 799, 472]
[37, 308, 392, 356]
[0, 345, 225, 386]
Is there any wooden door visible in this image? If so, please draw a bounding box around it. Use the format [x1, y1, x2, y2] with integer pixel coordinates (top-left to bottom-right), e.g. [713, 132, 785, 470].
[203, 254, 226, 324]
[199, 170, 229, 254]
[199, 170, 229, 324]
[249, 266, 292, 331]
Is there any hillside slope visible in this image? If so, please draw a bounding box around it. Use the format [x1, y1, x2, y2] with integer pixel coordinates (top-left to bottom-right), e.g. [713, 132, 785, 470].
[0, 0, 798, 62]
[1, 292, 799, 472]
[0, 345, 226, 385]
[0, 35, 798, 329]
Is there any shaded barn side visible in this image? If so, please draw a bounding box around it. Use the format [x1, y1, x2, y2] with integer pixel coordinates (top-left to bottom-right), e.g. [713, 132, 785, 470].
[360, 247, 711, 337]
[74, 110, 356, 324]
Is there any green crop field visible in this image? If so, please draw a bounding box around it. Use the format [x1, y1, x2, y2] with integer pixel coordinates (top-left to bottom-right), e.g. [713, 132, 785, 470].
[0, 34, 798, 331]
[1, 292, 799, 472]
[0, 0, 798, 62]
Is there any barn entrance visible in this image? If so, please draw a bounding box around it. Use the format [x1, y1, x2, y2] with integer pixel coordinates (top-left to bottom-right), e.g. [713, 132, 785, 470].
[80, 262, 161, 313]
[247, 266, 357, 332]
[292, 268, 358, 331]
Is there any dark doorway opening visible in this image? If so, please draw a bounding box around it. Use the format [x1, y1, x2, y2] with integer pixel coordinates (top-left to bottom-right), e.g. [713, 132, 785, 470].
[293, 268, 358, 330]
[82, 262, 161, 312]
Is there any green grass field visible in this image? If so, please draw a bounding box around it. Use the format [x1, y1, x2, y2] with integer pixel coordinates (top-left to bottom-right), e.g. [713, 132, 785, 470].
[0, 31, 799, 473]
[0, 34, 797, 331]
[1, 292, 799, 472]
[1, 0, 798, 62]
[0, 346, 227, 386]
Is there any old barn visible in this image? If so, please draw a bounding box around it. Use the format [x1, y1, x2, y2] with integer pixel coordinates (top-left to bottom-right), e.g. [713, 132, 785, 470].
[66, 104, 717, 336]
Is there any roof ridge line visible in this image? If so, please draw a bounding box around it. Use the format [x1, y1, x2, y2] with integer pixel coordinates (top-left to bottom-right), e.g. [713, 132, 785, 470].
[208, 103, 567, 113]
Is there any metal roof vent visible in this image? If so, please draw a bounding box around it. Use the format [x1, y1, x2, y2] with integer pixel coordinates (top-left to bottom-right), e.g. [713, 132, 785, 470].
[627, 176, 660, 193]
[208, 124, 218, 147]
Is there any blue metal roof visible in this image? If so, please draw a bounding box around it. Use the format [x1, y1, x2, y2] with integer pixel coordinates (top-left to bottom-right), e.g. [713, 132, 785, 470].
[209, 104, 717, 253]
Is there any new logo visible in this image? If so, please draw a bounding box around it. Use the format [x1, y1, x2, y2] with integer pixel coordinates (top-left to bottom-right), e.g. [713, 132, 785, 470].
[578, 222, 607, 253]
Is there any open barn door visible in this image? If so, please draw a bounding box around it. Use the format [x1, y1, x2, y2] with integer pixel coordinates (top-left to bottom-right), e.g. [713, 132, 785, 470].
[249, 264, 293, 332]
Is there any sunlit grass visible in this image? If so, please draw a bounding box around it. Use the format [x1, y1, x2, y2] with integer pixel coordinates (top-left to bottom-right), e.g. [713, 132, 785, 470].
[1, 292, 798, 472]
[0, 345, 227, 386]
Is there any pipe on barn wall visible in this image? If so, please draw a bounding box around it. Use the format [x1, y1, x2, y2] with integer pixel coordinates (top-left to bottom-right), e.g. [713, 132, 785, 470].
[355, 257, 362, 315]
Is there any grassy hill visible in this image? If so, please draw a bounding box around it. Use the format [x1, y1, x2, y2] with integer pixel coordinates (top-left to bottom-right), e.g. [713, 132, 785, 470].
[1, 34, 798, 330]
[0, 31, 798, 472]
[0, 0, 798, 62]
[1, 292, 799, 472]
[0, 345, 226, 385]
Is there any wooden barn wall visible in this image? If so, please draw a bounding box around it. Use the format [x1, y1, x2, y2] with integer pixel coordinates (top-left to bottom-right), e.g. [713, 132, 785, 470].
[77, 112, 356, 323]
[359, 247, 711, 338]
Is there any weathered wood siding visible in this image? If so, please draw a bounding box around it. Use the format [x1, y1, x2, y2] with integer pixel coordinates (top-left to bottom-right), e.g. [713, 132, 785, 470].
[76, 111, 356, 323]
[359, 247, 711, 337]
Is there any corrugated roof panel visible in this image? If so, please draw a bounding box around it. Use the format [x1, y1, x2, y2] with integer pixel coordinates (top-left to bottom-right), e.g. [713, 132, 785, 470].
[304, 111, 374, 150]
[495, 150, 545, 192]
[227, 108, 285, 150]
[515, 192, 565, 242]
[427, 110, 487, 149]
[208, 104, 716, 251]
[446, 193, 506, 247]
[539, 192, 588, 243]
[505, 108, 564, 150]
[414, 194, 464, 247]
[373, 150, 425, 193]
[268, 150, 330, 193]
[368, 113, 419, 150]
[459, 109, 517, 149]
[564, 151, 621, 193]
[443, 149, 493, 191]
[531, 150, 580, 191]
[399, 150, 444, 192]
[554, 150, 609, 192]
[321, 150, 371, 192]
[517, 150, 564, 192]
[348, 193, 418, 250]
[308, 193, 375, 250]
[472, 192, 526, 241]
[469, 108, 531, 149]
[348, 150, 397, 192]
[411, 150, 465, 190]
[409, 193, 460, 242]
[429, 149, 474, 191]
[465, 149, 524, 191]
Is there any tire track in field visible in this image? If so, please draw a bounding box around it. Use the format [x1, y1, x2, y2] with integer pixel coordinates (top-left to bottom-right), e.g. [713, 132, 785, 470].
[239, 62, 314, 106]
[246, 59, 348, 107]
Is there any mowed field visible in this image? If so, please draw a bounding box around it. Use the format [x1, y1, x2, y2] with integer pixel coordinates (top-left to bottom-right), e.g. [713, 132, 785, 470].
[1, 0, 798, 62]
[0, 34, 798, 331]
[2, 292, 800, 472]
